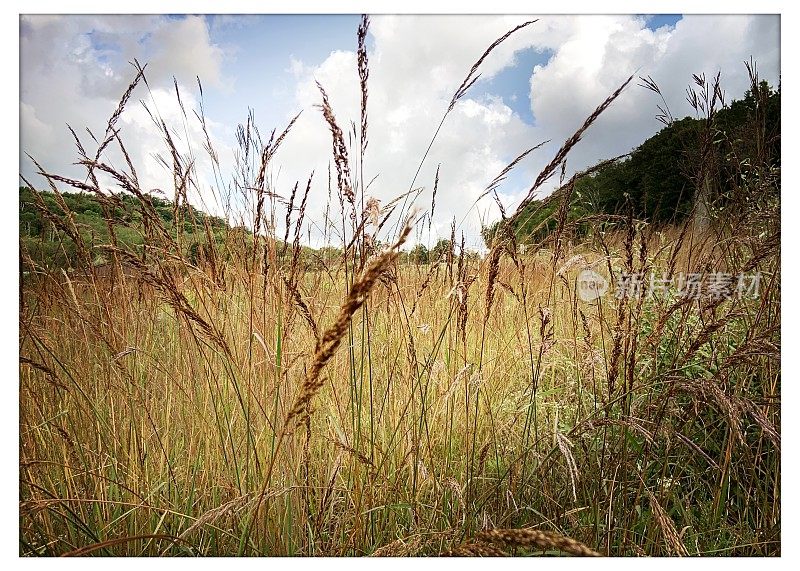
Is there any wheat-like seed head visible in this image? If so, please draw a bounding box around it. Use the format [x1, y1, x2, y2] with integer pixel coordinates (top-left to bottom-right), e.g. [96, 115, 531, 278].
[285, 217, 414, 427]
[443, 528, 601, 557]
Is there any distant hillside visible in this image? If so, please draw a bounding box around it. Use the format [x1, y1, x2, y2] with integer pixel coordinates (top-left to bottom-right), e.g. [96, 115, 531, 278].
[19, 187, 229, 269]
[483, 80, 780, 246]
[19, 187, 356, 272]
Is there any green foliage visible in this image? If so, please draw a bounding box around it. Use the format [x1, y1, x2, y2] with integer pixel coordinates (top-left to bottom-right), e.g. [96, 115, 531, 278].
[582, 116, 703, 222]
[430, 239, 451, 262]
[19, 186, 229, 270]
[409, 243, 429, 264]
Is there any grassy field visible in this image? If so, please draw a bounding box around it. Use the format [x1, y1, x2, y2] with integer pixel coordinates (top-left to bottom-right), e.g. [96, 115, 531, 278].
[19, 18, 780, 557]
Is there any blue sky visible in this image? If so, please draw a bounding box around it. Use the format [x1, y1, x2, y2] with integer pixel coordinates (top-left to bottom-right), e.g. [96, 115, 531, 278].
[201, 15, 363, 128]
[645, 14, 682, 29]
[20, 14, 779, 249]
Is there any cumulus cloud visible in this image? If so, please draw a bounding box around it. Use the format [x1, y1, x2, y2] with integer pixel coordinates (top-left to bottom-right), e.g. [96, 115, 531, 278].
[19, 14, 780, 250]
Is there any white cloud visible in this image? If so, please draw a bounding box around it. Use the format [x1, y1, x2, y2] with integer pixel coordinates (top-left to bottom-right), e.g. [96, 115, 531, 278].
[146, 16, 226, 89]
[287, 56, 306, 78]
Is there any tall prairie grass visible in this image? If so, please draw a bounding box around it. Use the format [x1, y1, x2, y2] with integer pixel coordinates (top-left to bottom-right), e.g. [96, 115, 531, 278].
[19, 17, 779, 556]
